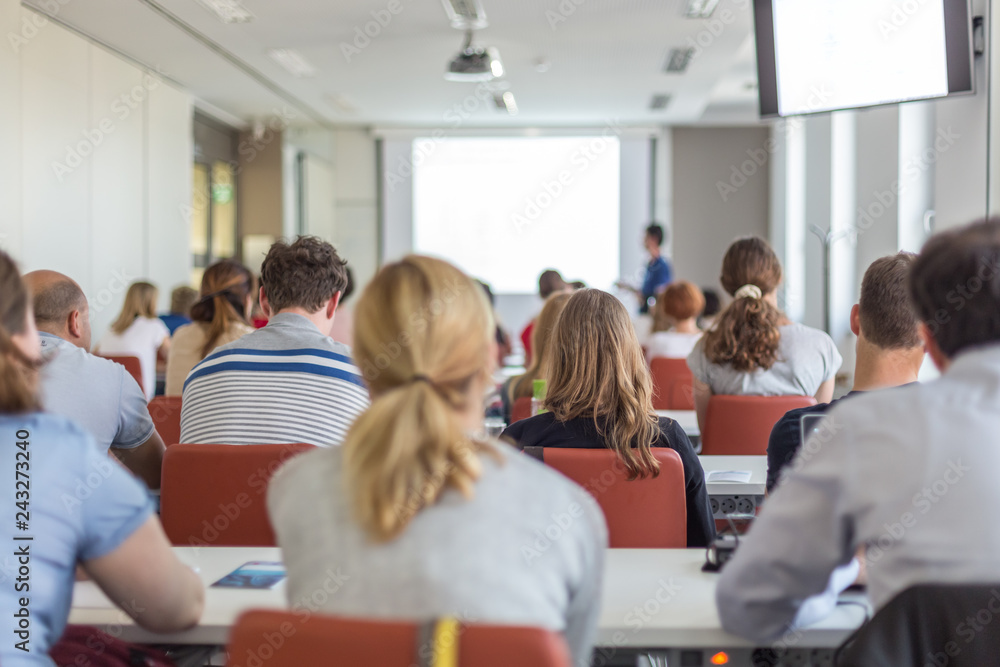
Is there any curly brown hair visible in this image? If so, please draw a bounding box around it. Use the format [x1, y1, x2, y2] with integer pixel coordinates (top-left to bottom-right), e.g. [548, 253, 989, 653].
[702, 236, 784, 372]
[260, 236, 348, 313]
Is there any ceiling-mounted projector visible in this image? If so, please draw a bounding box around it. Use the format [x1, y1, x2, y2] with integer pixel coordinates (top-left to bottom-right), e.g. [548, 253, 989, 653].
[445, 31, 503, 82]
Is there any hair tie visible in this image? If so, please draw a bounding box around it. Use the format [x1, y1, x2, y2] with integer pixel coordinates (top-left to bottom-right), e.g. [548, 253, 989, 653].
[410, 374, 434, 385]
[198, 289, 231, 304]
[734, 284, 762, 300]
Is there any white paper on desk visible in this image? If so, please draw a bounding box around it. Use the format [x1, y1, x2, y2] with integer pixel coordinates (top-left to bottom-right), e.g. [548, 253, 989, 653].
[72, 581, 115, 609]
[706, 470, 752, 483]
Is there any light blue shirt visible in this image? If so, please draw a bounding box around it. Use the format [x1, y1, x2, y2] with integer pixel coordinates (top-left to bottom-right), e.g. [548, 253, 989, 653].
[39, 333, 154, 451]
[716, 345, 1000, 641]
[0, 413, 153, 666]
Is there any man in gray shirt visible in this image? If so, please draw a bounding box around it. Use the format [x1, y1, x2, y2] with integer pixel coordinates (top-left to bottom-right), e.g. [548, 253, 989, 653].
[717, 218, 1000, 641]
[24, 271, 165, 490]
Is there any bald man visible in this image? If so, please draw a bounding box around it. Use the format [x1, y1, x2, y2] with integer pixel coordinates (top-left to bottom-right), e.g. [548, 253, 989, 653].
[25, 271, 165, 490]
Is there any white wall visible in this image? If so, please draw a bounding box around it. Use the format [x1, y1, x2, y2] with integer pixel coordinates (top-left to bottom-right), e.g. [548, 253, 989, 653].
[3, 8, 192, 339]
[0, 0, 19, 256]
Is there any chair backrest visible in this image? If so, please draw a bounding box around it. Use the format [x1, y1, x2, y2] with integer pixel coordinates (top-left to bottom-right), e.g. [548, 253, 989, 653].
[511, 397, 532, 424]
[161, 443, 314, 546]
[649, 357, 695, 410]
[101, 355, 143, 391]
[701, 394, 816, 456]
[147, 396, 182, 446]
[540, 448, 686, 548]
[226, 610, 571, 667]
[836, 583, 1000, 666]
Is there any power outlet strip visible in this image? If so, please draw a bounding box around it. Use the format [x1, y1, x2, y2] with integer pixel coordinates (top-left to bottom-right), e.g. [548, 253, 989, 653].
[709, 494, 764, 519]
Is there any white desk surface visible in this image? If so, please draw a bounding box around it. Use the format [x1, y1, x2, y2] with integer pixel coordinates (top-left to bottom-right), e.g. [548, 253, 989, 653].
[656, 410, 699, 436]
[69, 547, 866, 649]
[699, 455, 768, 497]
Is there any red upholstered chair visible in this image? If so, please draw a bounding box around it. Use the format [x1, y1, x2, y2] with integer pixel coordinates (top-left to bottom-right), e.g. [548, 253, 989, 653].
[649, 357, 695, 410]
[226, 610, 571, 667]
[701, 394, 817, 456]
[539, 448, 687, 548]
[100, 355, 143, 391]
[511, 397, 532, 424]
[147, 396, 182, 446]
[160, 443, 314, 546]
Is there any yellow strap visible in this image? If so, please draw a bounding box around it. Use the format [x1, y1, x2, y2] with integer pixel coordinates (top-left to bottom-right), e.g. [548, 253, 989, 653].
[430, 617, 461, 667]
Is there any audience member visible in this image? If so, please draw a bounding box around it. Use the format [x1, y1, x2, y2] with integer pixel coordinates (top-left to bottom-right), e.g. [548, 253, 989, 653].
[477, 279, 513, 368]
[717, 218, 1000, 641]
[159, 285, 197, 335]
[97, 281, 170, 400]
[165, 260, 255, 396]
[180, 236, 368, 446]
[766, 253, 924, 491]
[0, 252, 203, 666]
[646, 280, 705, 363]
[502, 292, 572, 424]
[328, 266, 356, 349]
[502, 289, 715, 547]
[687, 237, 842, 430]
[25, 271, 166, 489]
[268, 255, 606, 667]
[520, 269, 569, 364]
[698, 288, 721, 330]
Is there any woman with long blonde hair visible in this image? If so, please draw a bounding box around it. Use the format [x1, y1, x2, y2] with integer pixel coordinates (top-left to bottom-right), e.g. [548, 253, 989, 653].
[502, 288, 715, 547]
[501, 291, 572, 423]
[97, 281, 170, 399]
[165, 260, 255, 396]
[267, 256, 607, 665]
[687, 237, 842, 430]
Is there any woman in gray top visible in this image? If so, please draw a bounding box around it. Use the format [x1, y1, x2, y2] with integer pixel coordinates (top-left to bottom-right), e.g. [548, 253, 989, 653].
[687, 237, 842, 431]
[268, 255, 607, 666]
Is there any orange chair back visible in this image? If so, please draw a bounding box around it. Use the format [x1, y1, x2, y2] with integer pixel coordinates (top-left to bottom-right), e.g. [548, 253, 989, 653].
[649, 357, 695, 410]
[147, 396, 182, 446]
[701, 394, 817, 456]
[101, 355, 143, 391]
[511, 397, 532, 424]
[161, 443, 314, 546]
[226, 610, 571, 667]
[540, 448, 686, 548]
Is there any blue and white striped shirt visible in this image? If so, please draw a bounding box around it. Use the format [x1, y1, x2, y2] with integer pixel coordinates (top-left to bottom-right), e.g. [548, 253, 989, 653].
[180, 313, 369, 446]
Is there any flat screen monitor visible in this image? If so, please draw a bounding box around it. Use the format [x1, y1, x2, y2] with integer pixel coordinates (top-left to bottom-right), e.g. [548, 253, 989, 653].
[754, 0, 974, 117]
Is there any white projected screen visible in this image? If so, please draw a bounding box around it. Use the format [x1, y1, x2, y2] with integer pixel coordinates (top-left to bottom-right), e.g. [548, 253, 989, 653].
[412, 137, 620, 294]
[773, 0, 949, 115]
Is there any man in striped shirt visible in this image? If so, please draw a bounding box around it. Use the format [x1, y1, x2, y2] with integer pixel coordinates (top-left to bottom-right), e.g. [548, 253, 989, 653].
[180, 237, 369, 446]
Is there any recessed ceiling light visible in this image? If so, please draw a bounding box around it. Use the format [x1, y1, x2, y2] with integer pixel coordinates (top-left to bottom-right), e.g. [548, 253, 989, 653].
[664, 47, 696, 73]
[649, 94, 671, 110]
[268, 49, 319, 78]
[684, 0, 720, 19]
[195, 0, 254, 24]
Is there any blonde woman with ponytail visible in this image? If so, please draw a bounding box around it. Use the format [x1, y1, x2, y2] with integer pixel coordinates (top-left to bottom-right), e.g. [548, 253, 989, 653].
[165, 260, 255, 396]
[0, 251, 204, 665]
[502, 288, 716, 548]
[687, 236, 842, 430]
[268, 256, 607, 665]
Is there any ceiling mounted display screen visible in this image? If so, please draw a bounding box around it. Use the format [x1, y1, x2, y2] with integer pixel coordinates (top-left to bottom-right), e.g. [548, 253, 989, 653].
[753, 0, 974, 117]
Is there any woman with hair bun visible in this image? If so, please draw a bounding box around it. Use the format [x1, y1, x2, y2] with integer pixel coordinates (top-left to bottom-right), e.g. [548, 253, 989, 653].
[687, 236, 842, 429]
[165, 260, 255, 396]
[268, 255, 607, 666]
